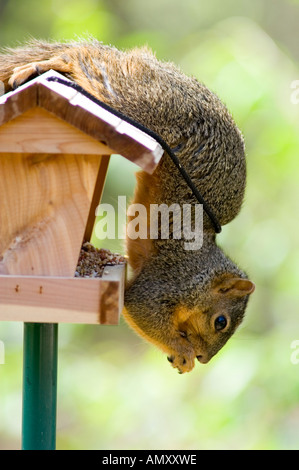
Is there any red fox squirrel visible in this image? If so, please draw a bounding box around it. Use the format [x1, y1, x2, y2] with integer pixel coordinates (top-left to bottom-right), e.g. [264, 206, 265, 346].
[0, 39, 255, 373]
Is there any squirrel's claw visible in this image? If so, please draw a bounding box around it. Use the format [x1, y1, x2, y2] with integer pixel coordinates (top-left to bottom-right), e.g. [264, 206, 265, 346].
[8, 63, 42, 89]
[8, 55, 71, 90]
[167, 351, 195, 374]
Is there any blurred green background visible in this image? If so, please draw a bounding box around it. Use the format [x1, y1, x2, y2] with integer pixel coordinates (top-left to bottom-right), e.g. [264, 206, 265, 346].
[1, 0, 299, 450]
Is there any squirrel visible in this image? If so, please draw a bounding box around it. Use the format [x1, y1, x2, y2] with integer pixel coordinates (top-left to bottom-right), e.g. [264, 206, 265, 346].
[0, 39, 255, 373]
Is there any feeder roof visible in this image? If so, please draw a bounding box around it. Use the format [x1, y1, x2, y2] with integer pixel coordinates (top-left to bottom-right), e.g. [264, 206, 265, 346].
[0, 70, 163, 173]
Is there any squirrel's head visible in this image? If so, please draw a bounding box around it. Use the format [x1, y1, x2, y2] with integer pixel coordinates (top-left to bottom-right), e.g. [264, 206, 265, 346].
[124, 238, 255, 372]
[174, 274, 255, 364]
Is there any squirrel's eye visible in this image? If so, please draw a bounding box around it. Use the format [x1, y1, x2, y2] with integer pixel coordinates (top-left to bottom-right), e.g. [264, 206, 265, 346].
[214, 315, 227, 331]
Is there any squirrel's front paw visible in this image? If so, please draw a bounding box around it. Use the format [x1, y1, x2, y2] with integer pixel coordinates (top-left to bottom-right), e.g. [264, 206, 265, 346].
[167, 349, 195, 374]
[8, 56, 71, 89]
[8, 63, 42, 89]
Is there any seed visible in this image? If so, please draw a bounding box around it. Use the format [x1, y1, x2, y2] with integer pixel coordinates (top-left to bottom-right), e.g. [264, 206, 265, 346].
[75, 242, 126, 278]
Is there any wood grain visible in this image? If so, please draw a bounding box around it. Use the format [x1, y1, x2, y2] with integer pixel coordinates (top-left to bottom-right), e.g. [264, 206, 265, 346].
[0, 72, 164, 173]
[0, 265, 125, 324]
[0, 150, 103, 277]
[84, 155, 110, 242]
[0, 107, 113, 154]
[39, 80, 164, 173]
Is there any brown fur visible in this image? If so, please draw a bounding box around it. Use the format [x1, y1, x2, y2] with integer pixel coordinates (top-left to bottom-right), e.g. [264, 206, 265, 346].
[126, 171, 159, 275]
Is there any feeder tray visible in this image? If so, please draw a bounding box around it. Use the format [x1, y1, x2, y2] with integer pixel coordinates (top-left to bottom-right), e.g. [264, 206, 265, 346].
[0, 70, 163, 324]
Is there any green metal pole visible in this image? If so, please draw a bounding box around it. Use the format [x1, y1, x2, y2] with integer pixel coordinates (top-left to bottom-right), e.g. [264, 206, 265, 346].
[22, 323, 58, 450]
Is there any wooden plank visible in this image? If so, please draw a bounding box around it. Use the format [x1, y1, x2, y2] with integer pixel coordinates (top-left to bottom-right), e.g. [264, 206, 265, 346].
[39, 81, 164, 174]
[0, 71, 164, 173]
[84, 155, 110, 242]
[0, 83, 38, 127]
[0, 152, 103, 277]
[0, 107, 114, 154]
[0, 265, 125, 324]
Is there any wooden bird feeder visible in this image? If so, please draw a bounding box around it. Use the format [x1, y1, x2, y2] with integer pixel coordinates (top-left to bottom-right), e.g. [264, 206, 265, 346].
[0, 71, 163, 449]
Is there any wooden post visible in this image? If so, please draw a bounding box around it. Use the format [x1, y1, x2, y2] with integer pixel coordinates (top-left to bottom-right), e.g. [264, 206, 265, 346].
[22, 323, 58, 450]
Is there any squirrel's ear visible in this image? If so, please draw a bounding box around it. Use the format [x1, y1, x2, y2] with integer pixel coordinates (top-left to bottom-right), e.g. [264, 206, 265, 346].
[214, 278, 255, 298]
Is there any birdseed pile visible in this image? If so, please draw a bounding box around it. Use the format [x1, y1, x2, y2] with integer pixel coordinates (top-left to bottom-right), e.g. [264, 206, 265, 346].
[75, 242, 126, 278]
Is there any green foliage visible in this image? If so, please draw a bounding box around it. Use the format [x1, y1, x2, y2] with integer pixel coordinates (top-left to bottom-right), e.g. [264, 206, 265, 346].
[0, 0, 299, 450]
